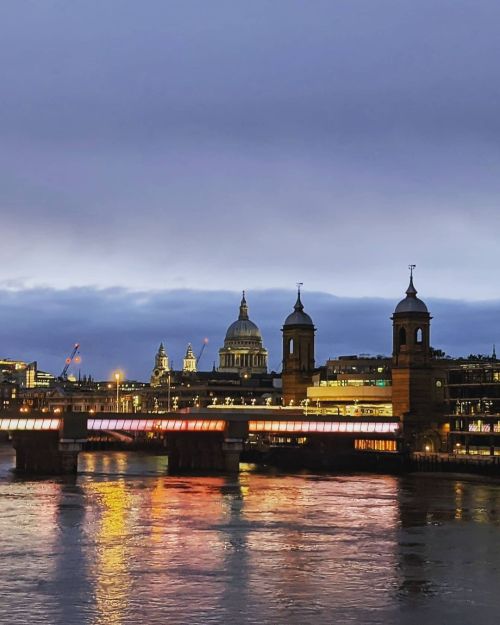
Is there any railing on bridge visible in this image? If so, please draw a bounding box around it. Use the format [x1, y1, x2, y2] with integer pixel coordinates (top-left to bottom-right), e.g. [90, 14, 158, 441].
[249, 420, 398, 434]
[0, 418, 60, 431]
[88, 418, 225, 432]
[1, 415, 399, 435]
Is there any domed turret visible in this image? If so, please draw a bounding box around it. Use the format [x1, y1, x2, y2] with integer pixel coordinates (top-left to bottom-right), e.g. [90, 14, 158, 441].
[394, 272, 429, 315]
[283, 289, 314, 327]
[219, 291, 268, 376]
[392, 266, 431, 368]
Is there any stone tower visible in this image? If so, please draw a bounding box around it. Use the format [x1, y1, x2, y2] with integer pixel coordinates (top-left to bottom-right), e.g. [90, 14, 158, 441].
[183, 343, 197, 373]
[391, 267, 433, 421]
[150, 342, 170, 387]
[281, 286, 315, 404]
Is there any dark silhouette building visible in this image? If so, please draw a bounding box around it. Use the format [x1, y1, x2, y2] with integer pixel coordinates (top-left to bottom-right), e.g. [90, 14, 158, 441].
[281, 286, 316, 404]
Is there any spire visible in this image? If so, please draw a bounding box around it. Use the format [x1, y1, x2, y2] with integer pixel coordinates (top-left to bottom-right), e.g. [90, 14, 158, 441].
[406, 264, 417, 297]
[294, 282, 304, 311]
[493, 344, 497, 360]
[158, 342, 166, 354]
[238, 290, 249, 320]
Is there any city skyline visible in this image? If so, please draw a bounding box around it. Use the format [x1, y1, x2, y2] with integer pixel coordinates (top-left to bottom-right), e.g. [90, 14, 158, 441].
[1, 282, 499, 380]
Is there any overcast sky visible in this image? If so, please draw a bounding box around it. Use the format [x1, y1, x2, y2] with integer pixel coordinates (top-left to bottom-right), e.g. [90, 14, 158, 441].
[1, 1, 499, 376]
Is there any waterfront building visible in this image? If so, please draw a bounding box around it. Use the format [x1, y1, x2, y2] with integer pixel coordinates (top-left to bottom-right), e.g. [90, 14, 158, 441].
[218, 292, 268, 376]
[0, 358, 55, 389]
[307, 355, 393, 417]
[446, 360, 500, 456]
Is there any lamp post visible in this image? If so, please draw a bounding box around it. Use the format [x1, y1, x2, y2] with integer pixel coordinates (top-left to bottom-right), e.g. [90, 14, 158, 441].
[115, 372, 120, 413]
[167, 371, 171, 412]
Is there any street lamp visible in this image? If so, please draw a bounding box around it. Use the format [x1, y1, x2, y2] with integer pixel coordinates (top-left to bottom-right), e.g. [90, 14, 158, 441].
[167, 371, 171, 412]
[115, 372, 120, 413]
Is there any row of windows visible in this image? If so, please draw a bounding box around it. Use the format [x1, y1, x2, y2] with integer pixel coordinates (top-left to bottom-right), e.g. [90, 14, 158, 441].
[354, 439, 398, 452]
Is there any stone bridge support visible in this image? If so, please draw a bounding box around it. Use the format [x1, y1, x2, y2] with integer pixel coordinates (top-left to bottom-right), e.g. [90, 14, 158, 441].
[166, 420, 249, 474]
[12, 414, 88, 475]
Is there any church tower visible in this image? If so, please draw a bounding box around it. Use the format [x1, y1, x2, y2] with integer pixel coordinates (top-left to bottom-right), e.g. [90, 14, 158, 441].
[183, 343, 197, 373]
[150, 342, 170, 387]
[281, 285, 315, 405]
[391, 266, 433, 420]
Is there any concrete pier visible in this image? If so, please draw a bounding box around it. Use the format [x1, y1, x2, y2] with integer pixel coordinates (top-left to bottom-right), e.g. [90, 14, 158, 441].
[12, 431, 81, 474]
[11, 413, 88, 475]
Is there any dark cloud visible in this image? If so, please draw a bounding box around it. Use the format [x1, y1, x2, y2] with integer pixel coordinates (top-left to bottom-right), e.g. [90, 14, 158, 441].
[0, 287, 498, 380]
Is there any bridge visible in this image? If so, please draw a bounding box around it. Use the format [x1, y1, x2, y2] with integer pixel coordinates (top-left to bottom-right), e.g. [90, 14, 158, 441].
[0, 408, 401, 474]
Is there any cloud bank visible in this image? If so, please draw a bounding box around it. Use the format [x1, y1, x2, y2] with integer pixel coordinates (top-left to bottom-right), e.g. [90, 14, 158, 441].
[0, 287, 498, 380]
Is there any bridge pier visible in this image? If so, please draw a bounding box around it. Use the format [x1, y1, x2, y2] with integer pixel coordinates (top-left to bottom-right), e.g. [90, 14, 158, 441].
[166, 433, 225, 473]
[12, 431, 81, 474]
[11, 414, 88, 475]
[166, 421, 248, 474]
[222, 440, 244, 472]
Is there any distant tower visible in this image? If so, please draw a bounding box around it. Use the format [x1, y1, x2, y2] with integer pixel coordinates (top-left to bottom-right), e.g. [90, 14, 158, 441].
[281, 284, 315, 404]
[150, 342, 170, 387]
[391, 266, 433, 421]
[183, 343, 197, 373]
[219, 291, 268, 376]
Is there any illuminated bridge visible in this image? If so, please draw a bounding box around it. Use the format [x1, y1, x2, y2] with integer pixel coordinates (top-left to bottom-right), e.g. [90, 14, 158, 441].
[1, 409, 401, 475]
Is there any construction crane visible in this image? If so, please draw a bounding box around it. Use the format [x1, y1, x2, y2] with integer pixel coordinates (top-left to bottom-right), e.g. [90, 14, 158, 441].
[197, 338, 209, 367]
[60, 343, 81, 381]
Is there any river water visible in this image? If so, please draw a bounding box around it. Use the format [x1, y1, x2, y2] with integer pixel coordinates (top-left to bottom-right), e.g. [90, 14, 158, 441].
[0, 446, 499, 625]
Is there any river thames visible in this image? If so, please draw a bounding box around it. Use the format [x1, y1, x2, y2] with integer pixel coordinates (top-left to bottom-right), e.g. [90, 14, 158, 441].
[0, 446, 499, 625]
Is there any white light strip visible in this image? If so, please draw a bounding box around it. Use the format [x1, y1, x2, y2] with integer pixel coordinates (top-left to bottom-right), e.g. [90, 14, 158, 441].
[87, 419, 225, 432]
[248, 421, 399, 434]
[0, 418, 61, 431]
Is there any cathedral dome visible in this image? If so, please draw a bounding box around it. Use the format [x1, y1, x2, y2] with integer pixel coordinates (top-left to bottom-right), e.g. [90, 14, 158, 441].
[394, 272, 429, 314]
[224, 292, 262, 340]
[225, 318, 262, 340]
[283, 289, 314, 327]
[219, 292, 268, 375]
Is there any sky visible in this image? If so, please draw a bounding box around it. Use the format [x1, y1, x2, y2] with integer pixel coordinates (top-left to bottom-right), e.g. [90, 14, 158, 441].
[1, 1, 499, 377]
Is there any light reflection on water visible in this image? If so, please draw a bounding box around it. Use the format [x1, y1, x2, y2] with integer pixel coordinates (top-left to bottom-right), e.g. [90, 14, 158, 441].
[0, 446, 500, 624]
